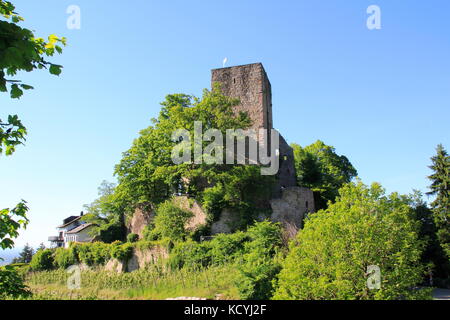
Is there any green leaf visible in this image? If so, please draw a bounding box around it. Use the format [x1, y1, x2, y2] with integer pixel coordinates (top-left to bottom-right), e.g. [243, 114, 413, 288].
[10, 84, 23, 99]
[49, 64, 62, 76]
[20, 84, 34, 90]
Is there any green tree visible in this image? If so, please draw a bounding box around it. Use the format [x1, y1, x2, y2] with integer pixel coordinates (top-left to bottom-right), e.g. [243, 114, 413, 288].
[236, 221, 283, 300]
[1, 1, 65, 297]
[30, 249, 53, 271]
[274, 181, 428, 300]
[0, 200, 28, 250]
[427, 144, 450, 259]
[291, 140, 357, 210]
[1, 0, 66, 154]
[1, 0, 65, 250]
[409, 190, 450, 287]
[147, 200, 193, 242]
[12, 242, 33, 263]
[0, 265, 30, 298]
[82, 181, 126, 243]
[114, 86, 273, 230]
[37, 242, 45, 252]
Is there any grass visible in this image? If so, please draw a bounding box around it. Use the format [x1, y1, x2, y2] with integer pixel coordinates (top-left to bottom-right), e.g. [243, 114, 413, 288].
[24, 264, 240, 300]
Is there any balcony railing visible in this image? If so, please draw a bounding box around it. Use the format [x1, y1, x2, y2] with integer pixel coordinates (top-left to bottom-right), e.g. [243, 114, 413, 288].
[48, 236, 64, 242]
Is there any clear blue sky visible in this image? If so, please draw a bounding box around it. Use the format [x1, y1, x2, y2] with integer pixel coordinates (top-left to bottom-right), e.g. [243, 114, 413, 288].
[1, 0, 449, 249]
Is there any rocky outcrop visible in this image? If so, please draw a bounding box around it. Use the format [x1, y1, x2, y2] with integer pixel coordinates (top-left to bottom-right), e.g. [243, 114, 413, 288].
[210, 209, 238, 235]
[270, 186, 315, 229]
[104, 246, 168, 273]
[104, 258, 126, 273]
[126, 204, 154, 239]
[127, 246, 169, 272]
[125, 187, 314, 241]
[172, 196, 208, 232]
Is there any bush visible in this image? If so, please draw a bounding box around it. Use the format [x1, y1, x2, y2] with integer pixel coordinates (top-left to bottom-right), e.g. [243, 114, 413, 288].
[235, 253, 282, 300]
[54, 247, 77, 269]
[274, 182, 429, 300]
[235, 221, 283, 300]
[208, 232, 247, 265]
[110, 242, 134, 261]
[0, 265, 31, 299]
[168, 220, 281, 295]
[168, 240, 211, 269]
[127, 233, 139, 243]
[73, 242, 111, 266]
[150, 200, 193, 242]
[30, 249, 54, 271]
[97, 218, 126, 243]
[168, 232, 247, 270]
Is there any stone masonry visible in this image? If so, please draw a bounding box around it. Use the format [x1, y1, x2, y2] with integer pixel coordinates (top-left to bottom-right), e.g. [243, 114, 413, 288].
[211, 63, 297, 197]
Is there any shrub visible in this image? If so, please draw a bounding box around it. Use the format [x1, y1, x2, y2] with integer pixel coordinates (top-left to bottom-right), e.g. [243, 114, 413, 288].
[151, 200, 193, 242]
[110, 242, 134, 261]
[235, 253, 282, 300]
[54, 247, 77, 269]
[0, 265, 31, 299]
[168, 221, 280, 291]
[208, 231, 247, 265]
[274, 181, 429, 300]
[97, 218, 126, 243]
[73, 242, 111, 266]
[201, 184, 227, 220]
[168, 240, 211, 269]
[127, 233, 139, 243]
[30, 249, 54, 271]
[235, 221, 283, 300]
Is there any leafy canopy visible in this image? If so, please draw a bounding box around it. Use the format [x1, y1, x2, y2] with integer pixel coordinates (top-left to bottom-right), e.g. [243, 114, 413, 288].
[147, 200, 194, 242]
[0, 0, 66, 156]
[427, 144, 450, 259]
[291, 140, 357, 210]
[1, 1, 68, 300]
[113, 86, 274, 231]
[274, 181, 428, 300]
[82, 181, 126, 243]
[0, 200, 28, 250]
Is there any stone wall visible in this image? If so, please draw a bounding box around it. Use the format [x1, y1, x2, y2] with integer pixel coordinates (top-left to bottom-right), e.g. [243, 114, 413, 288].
[211, 63, 271, 131]
[270, 186, 315, 229]
[274, 136, 298, 197]
[211, 63, 297, 198]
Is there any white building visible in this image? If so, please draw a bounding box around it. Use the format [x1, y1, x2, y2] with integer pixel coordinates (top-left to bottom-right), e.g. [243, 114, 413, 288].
[48, 212, 95, 248]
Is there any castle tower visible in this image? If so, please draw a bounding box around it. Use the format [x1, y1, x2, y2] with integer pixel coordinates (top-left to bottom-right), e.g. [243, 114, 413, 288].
[211, 63, 273, 131]
[211, 63, 297, 196]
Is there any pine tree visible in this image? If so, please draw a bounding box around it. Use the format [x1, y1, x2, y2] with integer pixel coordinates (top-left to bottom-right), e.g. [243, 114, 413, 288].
[16, 243, 34, 264]
[37, 243, 46, 252]
[427, 144, 450, 259]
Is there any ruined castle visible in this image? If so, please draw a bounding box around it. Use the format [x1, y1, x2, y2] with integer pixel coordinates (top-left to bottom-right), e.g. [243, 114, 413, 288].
[127, 63, 315, 237]
[211, 63, 297, 196]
